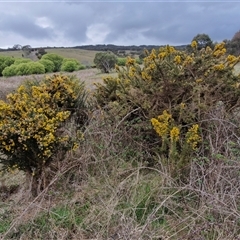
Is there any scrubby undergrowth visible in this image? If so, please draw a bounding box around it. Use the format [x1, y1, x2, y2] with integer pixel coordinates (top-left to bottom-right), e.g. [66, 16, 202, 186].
[1, 42, 240, 239]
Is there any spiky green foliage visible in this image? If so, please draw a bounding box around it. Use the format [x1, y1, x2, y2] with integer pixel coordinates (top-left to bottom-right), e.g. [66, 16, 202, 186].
[94, 42, 240, 177]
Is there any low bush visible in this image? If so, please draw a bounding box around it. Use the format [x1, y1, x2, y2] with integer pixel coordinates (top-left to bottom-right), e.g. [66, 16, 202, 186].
[0, 74, 88, 196]
[117, 58, 127, 66]
[61, 58, 81, 72]
[39, 59, 55, 73]
[2, 64, 18, 77]
[41, 53, 64, 72]
[0, 56, 15, 76]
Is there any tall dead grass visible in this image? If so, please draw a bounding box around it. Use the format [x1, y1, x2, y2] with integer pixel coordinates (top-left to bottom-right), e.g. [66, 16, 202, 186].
[1, 105, 240, 240]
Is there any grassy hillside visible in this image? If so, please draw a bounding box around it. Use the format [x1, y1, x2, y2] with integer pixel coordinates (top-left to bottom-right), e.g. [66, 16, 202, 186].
[0, 48, 102, 66]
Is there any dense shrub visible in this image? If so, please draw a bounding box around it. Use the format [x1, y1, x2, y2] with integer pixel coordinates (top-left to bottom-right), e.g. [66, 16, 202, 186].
[94, 42, 240, 178]
[27, 62, 45, 75]
[14, 58, 32, 65]
[15, 62, 45, 76]
[117, 58, 127, 66]
[61, 58, 81, 72]
[38, 59, 55, 73]
[41, 53, 64, 72]
[2, 64, 18, 77]
[15, 63, 30, 76]
[0, 75, 88, 196]
[0, 56, 15, 76]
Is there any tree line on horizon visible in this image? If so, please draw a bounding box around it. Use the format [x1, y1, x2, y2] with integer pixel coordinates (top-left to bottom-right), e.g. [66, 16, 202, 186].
[1, 30, 240, 56]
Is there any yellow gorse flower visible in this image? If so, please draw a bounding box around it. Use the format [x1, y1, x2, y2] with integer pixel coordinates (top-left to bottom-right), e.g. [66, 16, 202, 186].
[174, 55, 181, 64]
[170, 127, 180, 142]
[186, 124, 201, 150]
[151, 110, 172, 138]
[213, 63, 225, 71]
[191, 41, 197, 48]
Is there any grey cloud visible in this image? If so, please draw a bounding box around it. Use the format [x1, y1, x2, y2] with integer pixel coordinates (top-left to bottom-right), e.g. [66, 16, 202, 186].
[0, 15, 54, 40]
[0, 1, 240, 48]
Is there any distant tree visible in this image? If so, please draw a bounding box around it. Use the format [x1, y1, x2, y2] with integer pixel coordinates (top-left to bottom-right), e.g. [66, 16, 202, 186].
[94, 52, 117, 73]
[12, 44, 22, 50]
[139, 51, 147, 61]
[36, 48, 47, 59]
[227, 30, 240, 56]
[192, 33, 213, 50]
[22, 45, 32, 57]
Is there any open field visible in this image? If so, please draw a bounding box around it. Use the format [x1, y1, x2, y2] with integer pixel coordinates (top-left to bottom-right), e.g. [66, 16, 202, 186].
[0, 68, 117, 99]
[0, 48, 102, 66]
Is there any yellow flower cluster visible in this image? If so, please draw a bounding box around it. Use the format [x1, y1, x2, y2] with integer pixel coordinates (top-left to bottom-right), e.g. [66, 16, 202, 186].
[196, 78, 203, 84]
[170, 127, 180, 142]
[183, 56, 194, 66]
[213, 42, 226, 57]
[0, 74, 84, 173]
[191, 41, 198, 49]
[213, 63, 225, 71]
[186, 124, 201, 150]
[149, 49, 157, 60]
[174, 55, 181, 64]
[129, 66, 136, 77]
[158, 52, 167, 59]
[166, 45, 176, 53]
[141, 71, 152, 81]
[226, 55, 238, 65]
[126, 57, 136, 66]
[205, 46, 213, 54]
[151, 110, 172, 138]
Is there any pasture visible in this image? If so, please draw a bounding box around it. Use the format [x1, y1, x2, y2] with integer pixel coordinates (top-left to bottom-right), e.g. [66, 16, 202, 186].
[0, 48, 102, 66]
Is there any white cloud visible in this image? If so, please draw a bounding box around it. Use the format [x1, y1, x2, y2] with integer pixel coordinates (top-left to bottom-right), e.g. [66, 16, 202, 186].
[35, 17, 53, 29]
[86, 23, 110, 44]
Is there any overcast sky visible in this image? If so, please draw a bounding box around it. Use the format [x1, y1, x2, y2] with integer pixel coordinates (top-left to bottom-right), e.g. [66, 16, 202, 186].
[0, 1, 239, 48]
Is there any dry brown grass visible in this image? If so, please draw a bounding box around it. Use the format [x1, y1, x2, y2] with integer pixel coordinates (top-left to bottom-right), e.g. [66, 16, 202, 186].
[0, 58, 240, 240]
[0, 68, 117, 100]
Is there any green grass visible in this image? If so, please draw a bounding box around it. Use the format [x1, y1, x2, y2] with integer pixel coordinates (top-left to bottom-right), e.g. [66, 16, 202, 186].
[47, 48, 101, 66]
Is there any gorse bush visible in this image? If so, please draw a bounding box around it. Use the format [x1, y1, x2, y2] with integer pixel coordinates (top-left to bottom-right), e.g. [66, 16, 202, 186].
[94, 41, 240, 177]
[0, 75, 88, 196]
